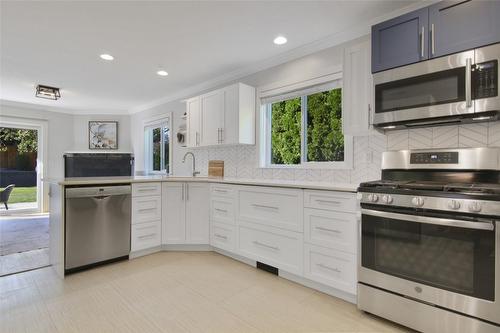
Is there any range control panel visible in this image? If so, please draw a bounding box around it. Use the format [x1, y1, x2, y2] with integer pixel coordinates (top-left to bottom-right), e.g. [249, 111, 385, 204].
[410, 151, 459, 164]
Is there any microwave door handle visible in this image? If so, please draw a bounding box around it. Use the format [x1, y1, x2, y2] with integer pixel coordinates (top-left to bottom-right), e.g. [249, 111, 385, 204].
[361, 209, 494, 231]
[466, 58, 473, 108]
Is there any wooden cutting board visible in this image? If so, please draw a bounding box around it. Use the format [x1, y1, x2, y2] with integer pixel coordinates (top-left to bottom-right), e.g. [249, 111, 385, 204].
[208, 160, 224, 178]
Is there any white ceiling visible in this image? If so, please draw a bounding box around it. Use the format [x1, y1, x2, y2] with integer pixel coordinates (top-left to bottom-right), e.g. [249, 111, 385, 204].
[1, 1, 421, 114]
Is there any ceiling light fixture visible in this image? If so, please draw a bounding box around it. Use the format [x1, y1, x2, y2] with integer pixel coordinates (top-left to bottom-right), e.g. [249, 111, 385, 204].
[100, 54, 114, 61]
[35, 85, 61, 100]
[273, 35, 287, 45]
[157, 70, 168, 76]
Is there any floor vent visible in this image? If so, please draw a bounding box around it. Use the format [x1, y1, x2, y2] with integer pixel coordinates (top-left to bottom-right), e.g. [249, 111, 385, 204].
[256, 262, 278, 275]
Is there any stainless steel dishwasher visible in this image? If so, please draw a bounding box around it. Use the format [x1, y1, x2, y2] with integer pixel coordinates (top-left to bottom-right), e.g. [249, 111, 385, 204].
[65, 185, 131, 273]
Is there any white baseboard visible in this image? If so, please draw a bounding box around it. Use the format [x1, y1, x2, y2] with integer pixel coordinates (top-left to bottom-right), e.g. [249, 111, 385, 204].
[212, 247, 257, 267]
[162, 244, 212, 251]
[279, 270, 357, 304]
[129, 246, 162, 259]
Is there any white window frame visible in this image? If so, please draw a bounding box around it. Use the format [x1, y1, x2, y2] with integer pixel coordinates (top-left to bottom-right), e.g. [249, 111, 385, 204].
[144, 113, 172, 175]
[258, 70, 353, 170]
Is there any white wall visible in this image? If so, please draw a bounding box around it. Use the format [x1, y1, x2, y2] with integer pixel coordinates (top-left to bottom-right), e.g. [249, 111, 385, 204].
[72, 114, 132, 152]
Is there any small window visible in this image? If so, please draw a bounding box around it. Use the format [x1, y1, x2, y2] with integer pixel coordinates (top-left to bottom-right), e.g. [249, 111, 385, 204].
[144, 117, 171, 174]
[262, 82, 350, 168]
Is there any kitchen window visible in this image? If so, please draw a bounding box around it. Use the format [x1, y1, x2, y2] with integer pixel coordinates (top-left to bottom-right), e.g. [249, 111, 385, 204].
[144, 116, 171, 174]
[260, 78, 352, 168]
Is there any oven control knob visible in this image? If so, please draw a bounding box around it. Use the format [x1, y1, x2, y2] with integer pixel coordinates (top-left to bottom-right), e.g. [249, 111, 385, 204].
[367, 194, 379, 203]
[382, 195, 393, 204]
[412, 197, 425, 207]
[448, 200, 461, 210]
[468, 201, 482, 213]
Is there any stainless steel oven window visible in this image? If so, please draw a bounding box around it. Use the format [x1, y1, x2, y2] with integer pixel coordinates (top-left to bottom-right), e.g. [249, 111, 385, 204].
[361, 212, 495, 301]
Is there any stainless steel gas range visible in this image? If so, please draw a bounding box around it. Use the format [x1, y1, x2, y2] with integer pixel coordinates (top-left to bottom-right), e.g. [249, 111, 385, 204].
[357, 147, 500, 333]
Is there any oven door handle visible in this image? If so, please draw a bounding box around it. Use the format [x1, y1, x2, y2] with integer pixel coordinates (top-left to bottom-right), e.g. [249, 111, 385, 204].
[361, 209, 495, 231]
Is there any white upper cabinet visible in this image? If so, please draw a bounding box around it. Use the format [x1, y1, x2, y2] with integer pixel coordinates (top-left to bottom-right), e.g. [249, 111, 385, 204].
[342, 39, 374, 137]
[201, 90, 224, 146]
[186, 97, 201, 147]
[186, 83, 255, 147]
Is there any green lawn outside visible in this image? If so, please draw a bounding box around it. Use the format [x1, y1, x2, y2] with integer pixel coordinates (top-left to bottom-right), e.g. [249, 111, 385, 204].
[0, 187, 37, 203]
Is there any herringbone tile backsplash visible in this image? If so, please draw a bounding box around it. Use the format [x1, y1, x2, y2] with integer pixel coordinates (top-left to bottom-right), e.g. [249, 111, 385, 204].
[180, 122, 500, 186]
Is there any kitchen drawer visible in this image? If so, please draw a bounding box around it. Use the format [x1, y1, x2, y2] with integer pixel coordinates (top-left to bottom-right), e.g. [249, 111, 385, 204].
[210, 184, 236, 198]
[238, 186, 303, 232]
[210, 198, 235, 225]
[131, 220, 161, 252]
[210, 222, 236, 252]
[132, 182, 162, 197]
[304, 243, 357, 294]
[304, 190, 357, 213]
[304, 208, 357, 253]
[238, 222, 303, 275]
[132, 196, 161, 224]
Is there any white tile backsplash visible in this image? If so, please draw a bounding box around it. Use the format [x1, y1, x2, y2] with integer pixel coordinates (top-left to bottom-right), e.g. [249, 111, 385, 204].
[178, 121, 500, 186]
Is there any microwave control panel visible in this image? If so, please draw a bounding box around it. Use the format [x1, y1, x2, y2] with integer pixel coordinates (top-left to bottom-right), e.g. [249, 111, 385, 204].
[410, 152, 459, 164]
[473, 60, 498, 99]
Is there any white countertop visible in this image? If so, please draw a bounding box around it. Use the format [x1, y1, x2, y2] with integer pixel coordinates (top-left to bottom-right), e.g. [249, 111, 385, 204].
[45, 176, 358, 192]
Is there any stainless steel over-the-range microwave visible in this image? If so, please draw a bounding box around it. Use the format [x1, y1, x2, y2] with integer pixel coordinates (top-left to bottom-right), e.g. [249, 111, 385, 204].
[373, 43, 500, 129]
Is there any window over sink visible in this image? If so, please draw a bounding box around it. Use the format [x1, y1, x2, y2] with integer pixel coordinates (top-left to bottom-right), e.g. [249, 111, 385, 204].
[260, 78, 352, 169]
[144, 115, 172, 174]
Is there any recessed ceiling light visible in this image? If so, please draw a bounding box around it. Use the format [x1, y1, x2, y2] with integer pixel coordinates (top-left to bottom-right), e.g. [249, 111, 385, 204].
[273, 35, 287, 45]
[157, 70, 168, 76]
[100, 54, 114, 61]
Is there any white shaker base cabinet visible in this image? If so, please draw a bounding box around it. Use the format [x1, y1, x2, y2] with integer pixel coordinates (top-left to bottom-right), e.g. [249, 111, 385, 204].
[162, 182, 209, 245]
[131, 183, 162, 253]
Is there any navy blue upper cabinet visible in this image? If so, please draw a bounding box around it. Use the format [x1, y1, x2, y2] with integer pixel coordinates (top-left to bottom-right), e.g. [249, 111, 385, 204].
[429, 0, 500, 58]
[371, 8, 428, 73]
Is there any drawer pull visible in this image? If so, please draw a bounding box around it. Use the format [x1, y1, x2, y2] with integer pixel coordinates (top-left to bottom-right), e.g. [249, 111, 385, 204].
[253, 240, 279, 251]
[135, 225, 155, 230]
[316, 199, 341, 205]
[138, 188, 157, 192]
[214, 189, 228, 193]
[252, 204, 279, 211]
[315, 226, 341, 234]
[214, 233, 228, 240]
[317, 263, 341, 273]
[138, 208, 156, 213]
[138, 233, 156, 239]
[214, 208, 228, 213]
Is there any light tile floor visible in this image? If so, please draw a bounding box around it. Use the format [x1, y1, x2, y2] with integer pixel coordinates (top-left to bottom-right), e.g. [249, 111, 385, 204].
[0, 251, 414, 333]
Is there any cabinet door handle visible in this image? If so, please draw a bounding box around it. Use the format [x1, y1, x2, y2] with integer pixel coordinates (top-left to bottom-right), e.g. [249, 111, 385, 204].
[138, 188, 156, 192]
[252, 204, 279, 211]
[214, 233, 228, 240]
[253, 241, 279, 251]
[317, 263, 341, 273]
[220, 128, 224, 143]
[420, 25, 425, 58]
[217, 128, 220, 144]
[430, 23, 435, 56]
[196, 132, 200, 146]
[186, 183, 189, 201]
[367, 104, 371, 128]
[181, 183, 185, 201]
[315, 226, 341, 234]
[214, 189, 228, 193]
[214, 208, 228, 213]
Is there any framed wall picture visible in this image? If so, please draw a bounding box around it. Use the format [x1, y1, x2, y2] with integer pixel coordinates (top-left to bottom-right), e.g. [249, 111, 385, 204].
[89, 121, 118, 149]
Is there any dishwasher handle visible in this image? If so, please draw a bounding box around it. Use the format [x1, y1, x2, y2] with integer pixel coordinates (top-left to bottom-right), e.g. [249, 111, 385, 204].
[66, 185, 131, 199]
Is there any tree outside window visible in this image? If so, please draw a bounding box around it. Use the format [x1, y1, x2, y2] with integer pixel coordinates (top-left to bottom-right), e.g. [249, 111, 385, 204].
[269, 87, 343, 166]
